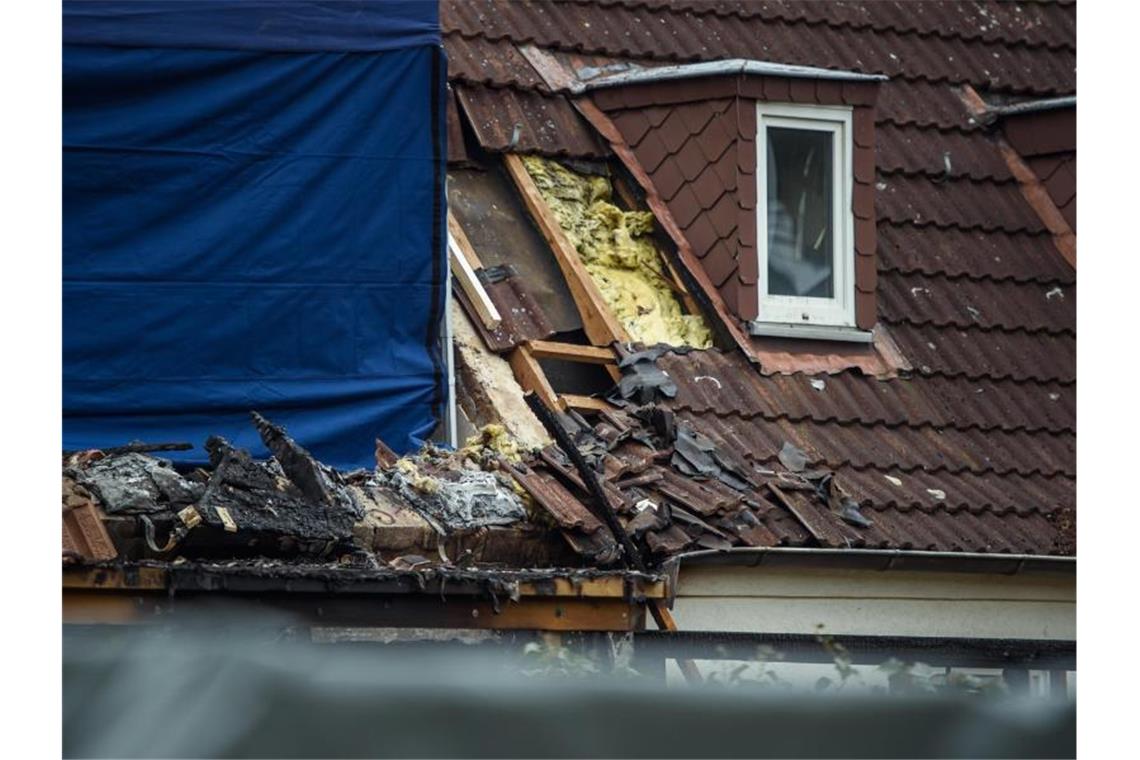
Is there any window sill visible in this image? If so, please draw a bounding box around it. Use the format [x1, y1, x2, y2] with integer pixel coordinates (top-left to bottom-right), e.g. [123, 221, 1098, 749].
[747, 321, 874, 343]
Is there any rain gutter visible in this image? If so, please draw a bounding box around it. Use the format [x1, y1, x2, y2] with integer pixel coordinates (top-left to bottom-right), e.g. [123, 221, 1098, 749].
[987, 95, 1076, 119]
[667, 546, 1075, 577]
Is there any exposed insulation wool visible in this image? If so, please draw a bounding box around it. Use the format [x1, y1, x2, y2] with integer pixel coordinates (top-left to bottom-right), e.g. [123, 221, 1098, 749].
[394, 457, 440, 494]
[522, 156, 712, 348]
[459, 423, 523, 464]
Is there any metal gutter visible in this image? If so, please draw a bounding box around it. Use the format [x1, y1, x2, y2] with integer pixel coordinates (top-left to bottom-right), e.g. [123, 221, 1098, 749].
[987, 96, 1076, 119]
[669, 546, 1076, 575]
[574, 59, 887, 93]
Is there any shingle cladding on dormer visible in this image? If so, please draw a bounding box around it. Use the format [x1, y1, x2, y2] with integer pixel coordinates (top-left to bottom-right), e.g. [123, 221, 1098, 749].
[593, 73, 880, 328]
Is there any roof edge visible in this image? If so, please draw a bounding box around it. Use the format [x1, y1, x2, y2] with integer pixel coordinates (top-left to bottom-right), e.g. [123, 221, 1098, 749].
[669, 547, 1075, 576]
[574, 59, 888, 93]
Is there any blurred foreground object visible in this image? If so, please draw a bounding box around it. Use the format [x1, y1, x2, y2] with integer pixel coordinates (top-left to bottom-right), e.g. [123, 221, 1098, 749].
[64, 622, 1074, 759]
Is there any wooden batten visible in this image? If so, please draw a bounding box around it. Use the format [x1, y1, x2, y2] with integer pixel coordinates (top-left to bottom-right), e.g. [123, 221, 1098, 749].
[561, 394, 612, 413]
[526, 340, 617, 365]
[449, 234, 501, 330]
[508, 344, 561, 411]
[502, 153, 629, 347]
[447, 210, 484, 270]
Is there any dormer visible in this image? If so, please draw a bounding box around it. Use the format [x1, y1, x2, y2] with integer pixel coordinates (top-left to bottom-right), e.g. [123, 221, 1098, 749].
[587, 61, 885, 346]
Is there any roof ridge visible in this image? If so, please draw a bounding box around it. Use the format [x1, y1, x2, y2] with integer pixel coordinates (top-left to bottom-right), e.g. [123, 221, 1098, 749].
[561, 0, 1077, 55]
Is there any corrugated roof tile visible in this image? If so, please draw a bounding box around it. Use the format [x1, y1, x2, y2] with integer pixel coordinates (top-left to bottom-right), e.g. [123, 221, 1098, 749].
[875, 175, 1047, 234]
[878, 271, 1075, 335]
[455, 84, 609, 158]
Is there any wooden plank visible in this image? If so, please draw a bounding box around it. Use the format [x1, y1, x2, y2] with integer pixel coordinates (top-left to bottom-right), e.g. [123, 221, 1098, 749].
[63, 566, 167, 590]
[447, 210, 483, 270]
[449, 232, 502, 329]
[509, 345, 561, 411]
[520, 577, 666, 599]
[527, 340, 616, 365]
[502, 153, 629, 346]
[63, 589, 648, 631]
[561, 394, 612, 413]
[648, 602, 704, 684]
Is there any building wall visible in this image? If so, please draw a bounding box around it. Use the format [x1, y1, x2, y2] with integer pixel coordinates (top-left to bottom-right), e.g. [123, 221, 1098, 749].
[671, 565, 1075, 640]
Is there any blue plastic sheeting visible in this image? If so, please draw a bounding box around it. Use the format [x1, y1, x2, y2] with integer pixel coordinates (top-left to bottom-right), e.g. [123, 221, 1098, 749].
[63, 2, 447, 468]
[63, 1, 440, 53]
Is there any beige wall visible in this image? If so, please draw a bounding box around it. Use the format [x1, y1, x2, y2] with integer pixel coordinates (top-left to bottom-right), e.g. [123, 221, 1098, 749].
[670, 565, 1075, 640]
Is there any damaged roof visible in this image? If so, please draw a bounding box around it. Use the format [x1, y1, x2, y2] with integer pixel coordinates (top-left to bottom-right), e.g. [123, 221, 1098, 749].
[63, 2, 1075, 582]
[443, 1, 1076, 558]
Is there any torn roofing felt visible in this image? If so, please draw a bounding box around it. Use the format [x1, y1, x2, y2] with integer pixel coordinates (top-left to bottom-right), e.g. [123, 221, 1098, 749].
[62, 1, 448, 467]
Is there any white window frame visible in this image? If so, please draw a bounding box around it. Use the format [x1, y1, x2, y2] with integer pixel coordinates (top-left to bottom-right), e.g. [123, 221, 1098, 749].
[755, 101, 856, 330]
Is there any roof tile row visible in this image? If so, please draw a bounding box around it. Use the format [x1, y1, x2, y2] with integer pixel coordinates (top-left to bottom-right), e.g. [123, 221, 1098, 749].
[454, 85, 609, 158]
[657, 349, 1075, 434]
[442, 1, 1076, 93]
[877, 270, 1075, 335]
[876, 223, 1075, 285]
[671, 408, 1074, 479]
[574, 1, 1076, 51]
[875, 174, 1047, 234]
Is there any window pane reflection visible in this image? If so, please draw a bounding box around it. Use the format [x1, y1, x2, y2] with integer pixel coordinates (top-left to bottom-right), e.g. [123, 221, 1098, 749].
[766, 127, 834, 298]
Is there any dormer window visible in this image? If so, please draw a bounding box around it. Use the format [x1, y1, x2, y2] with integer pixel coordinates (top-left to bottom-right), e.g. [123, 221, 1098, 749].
[586, 59, 883, 347]
[756, 102, 858, 337]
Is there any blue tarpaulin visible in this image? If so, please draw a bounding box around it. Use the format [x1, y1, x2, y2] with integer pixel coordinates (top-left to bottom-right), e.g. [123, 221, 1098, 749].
[63, 1, 447, 469]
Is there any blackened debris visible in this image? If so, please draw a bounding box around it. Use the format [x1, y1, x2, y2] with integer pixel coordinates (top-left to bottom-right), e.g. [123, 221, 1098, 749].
[74, 453, 203, 514]
[389, 465, 527, 531]
[671, 420, 752, 491]
[200, 436, 358, 543]
[252, 412, 336, 508]
[606, 346, 679, 406]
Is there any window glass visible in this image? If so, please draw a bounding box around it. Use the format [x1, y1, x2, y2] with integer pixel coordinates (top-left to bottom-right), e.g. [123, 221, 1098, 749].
[766, 127, 834, 298]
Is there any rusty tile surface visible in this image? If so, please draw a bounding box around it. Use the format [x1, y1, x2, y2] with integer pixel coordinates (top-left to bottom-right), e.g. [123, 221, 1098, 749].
[877, 271, 1075, 335]
[585, 0, 1076, 51]
[442, 1, 1075, 94]
[875, 174, 1047, 234]
[453, 265, 556, 354]
[877, 124, 1013, 182]
[454, 84, 609, 159]
[877, 222, 1075, 286]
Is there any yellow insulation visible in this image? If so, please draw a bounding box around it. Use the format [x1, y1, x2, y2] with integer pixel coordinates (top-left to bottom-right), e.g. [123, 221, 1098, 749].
[458, 423, 523, 464]
[522, 156, 712, 348]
